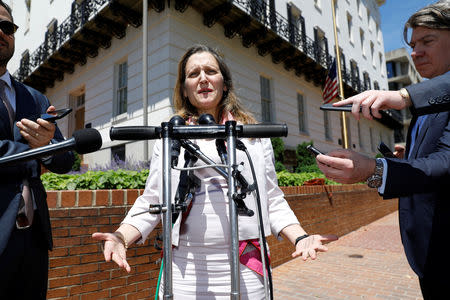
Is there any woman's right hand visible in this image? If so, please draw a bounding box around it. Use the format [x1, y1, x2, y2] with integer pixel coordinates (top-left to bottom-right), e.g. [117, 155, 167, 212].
[92, 232, 131, 273]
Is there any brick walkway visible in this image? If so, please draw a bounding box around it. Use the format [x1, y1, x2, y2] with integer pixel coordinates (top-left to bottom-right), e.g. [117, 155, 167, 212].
[273, 211, 423, 299]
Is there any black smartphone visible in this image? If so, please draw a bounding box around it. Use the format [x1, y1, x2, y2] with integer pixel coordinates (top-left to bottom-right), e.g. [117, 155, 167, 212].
[36, 108, 72, 123]
[320, 103, 362, 112]
[306, 145, 324, 157]
[378, 142, 395, 158]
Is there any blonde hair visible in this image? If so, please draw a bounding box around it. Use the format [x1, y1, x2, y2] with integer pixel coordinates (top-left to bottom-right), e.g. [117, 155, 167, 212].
[173, 45, 256, 124]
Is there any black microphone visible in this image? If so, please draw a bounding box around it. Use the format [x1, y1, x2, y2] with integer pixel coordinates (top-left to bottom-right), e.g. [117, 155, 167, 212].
[198, 113, 216, 125]
[215, 139, 228, 165]
[0, 128, 102, 166]
[169, 115, 186, 167]
[110, 126, 160, 141]
[110, 123, 287, 140]
[198, 114, 228, 164]
[238, 123, 288, 138]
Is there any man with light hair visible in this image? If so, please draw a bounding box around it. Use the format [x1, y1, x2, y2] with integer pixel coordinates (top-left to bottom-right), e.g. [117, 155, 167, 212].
[316, 1, 450, 298]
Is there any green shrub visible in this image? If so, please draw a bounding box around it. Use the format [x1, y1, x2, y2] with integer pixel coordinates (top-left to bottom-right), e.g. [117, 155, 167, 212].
[41, 169, 149, 190]
[271, 137, 287, 172]
[276, 170, 338, 186]
[275, 161, 287, 172]
[271, 137, 285, 163]
[295, 141, 316, 173]
[296, 163, 321, 173]
[71, 151, 81, 171]
[41, 168, 341, 189]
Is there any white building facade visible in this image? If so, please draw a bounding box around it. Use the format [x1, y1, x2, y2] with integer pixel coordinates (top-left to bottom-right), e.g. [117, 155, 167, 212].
[10, 0, 400, 168]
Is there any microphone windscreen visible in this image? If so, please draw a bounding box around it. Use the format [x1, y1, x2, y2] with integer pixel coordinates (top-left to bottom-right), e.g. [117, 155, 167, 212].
[198, 114, 216, 125]
[72, 128, 103, 154]
[239, 124, 288, 138]
[169, 115, 186, 126]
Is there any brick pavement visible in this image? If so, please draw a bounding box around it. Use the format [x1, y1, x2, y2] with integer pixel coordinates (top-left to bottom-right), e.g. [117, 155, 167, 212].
[272, 211, 423, 299]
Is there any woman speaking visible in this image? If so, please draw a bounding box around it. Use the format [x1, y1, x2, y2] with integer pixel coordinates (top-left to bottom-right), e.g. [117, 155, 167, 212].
[93, 44, 337, 299]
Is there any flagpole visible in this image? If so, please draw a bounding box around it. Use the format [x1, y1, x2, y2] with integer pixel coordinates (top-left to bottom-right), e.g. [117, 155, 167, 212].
[331, 0, 349, 149]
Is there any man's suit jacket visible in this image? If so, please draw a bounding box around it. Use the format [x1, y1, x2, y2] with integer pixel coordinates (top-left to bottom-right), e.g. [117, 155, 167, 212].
[0, 76, 74, 255]
[407, 72, 450, 115]
[382, 73, 450, 278]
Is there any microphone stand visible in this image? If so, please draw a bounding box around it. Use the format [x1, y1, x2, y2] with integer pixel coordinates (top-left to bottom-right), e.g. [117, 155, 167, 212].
[161, 122, 173, 299]
[160, 121, 245, 299]
[116, 121, 288, 300]
[226, 121, 240, 300]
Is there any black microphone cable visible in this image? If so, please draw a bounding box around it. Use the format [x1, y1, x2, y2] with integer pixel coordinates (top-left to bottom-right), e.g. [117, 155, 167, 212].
[236, 139, 273, 300]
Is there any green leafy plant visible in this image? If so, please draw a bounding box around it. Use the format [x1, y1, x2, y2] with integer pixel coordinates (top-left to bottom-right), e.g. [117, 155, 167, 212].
[275, 161, 287, 172]
[271, 137, 285, 162]
[41, 168, 342, 189]
[71, 151, 81, 171]
[41, 169, 149, 190]
[276, 170, 338, 186]
[295, 141, 316, 173]
[296, 163, 321, 173]
[271, 137, 287, 172]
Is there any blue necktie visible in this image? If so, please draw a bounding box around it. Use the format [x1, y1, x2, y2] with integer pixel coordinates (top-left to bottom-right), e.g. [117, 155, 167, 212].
[408, 115, 427, 159]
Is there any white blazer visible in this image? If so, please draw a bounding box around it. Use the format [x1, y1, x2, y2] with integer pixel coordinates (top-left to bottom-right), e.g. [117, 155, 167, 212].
[122, 137, 300, 246]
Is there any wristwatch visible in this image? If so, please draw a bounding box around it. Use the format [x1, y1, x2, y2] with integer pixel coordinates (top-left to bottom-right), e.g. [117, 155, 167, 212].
[399, 88, 412, 107]
[366, 158, 383, 188]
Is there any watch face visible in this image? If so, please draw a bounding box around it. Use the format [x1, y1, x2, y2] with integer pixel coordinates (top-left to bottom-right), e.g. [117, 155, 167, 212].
[367, 176, 382, 188]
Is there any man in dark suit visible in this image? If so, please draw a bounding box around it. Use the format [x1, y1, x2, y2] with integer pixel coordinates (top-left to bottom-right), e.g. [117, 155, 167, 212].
[315, 1, 450, 299]
[0, 2, 74, 299]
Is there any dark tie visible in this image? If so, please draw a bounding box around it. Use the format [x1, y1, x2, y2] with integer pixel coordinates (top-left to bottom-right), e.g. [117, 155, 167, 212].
[0, 80, 14, 135]
[0, 80, 34, 228]
[408, 115, 427, 159]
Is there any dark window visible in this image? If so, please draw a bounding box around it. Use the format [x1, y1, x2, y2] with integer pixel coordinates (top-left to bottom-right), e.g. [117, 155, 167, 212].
[388, 82, 399, 90]
[297, 93, 307, 134]
[386, 62, 396, 78]
[114, 61, 128, 116]
[363, 72, 371, 90]
[374, 81, 380, 90]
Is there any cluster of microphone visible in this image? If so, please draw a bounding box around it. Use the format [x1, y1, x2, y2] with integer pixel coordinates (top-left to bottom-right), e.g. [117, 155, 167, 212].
[168, 114, 255, 216]
[169, 114, 251, 189]
[0, 115, 287, 172]
[169, 114, 227, 166]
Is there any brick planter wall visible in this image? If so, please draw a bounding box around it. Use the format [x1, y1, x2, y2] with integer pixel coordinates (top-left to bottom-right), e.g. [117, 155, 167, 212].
[46, 185, 397, 299]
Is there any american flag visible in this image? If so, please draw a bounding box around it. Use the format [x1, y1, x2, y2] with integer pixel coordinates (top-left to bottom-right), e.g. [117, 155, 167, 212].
[322, 59, 338, 103]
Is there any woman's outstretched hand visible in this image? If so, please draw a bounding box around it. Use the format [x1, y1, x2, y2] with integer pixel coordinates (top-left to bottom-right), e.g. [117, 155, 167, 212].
[292, 234, 338, 260]
[92, 232, 131, 273]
